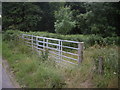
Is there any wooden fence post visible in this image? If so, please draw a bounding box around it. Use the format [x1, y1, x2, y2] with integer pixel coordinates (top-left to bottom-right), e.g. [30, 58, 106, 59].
[46, 39, 48, 48]
[78, 42, 84, 64]
[98, 56, 104, 74]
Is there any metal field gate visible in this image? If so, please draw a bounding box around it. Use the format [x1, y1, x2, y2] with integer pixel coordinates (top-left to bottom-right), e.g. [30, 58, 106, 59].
[21, 34, 84, 65]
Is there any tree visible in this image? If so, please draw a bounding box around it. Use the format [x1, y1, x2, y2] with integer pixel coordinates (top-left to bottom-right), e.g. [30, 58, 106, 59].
[75, 2, 119, 37]
[54, 6, 76, 34]
[2, 2, 119, 36]
[2, 2, 42, 31]
[34, 2, 65, 32]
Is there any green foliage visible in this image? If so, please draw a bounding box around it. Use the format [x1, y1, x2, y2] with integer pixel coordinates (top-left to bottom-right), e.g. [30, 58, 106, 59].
[2, 36, 65, 88]
[76, 11, 93, 34]
[82, 45, 118, 88]
[3, 31, 118, 88]
[54, 6, 76, 34]
[2, 2, 120, 36]
[41, 49, 49, 61]
[2, 2, 42, 31]
[92, 45, 118, 87]
[72, 2, 119, 36]
[4, 30, 119, 49]
[2, 30, 20, 41]
[22, 31, 119, 47]
[93, 46, 118, 74]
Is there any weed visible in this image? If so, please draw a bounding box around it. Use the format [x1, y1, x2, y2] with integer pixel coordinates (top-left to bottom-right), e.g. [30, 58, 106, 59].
[41, 49, 49, 61]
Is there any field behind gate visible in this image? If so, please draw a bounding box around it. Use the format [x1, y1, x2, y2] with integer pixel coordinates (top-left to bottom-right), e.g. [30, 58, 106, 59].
[21, 34, 84, 66]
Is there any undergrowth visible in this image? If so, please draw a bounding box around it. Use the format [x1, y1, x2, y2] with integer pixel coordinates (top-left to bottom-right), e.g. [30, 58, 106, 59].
[2, 31, 119, 88]
[2, 40, 65, 88]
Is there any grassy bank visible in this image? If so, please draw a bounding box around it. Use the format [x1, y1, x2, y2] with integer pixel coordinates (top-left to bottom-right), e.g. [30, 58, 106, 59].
[2, 33, 118, 88]
[2, 40, 66, 88]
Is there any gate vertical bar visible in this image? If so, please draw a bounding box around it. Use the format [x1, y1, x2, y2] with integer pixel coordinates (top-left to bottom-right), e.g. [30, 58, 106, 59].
[60, 40, 62, 60]
[31, 35, 33, 50]
[78, 42, 84, 64]
[46, 39, 49, 59]
[43, 37, 45, 51]
[59, 40, 61, 60]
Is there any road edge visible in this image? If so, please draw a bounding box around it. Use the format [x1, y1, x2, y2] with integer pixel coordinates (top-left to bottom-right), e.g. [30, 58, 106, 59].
[2, 59, 20, 88]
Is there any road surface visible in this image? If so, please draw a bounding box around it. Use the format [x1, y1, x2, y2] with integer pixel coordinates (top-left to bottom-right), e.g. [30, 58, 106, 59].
[2, 67, 15, 88]
[2, 59, 20, 88]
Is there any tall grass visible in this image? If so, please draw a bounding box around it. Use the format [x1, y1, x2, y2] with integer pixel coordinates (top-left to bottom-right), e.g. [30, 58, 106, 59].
[2, 31, 119, 88]
[2, 40, 65, 88]
[86, 45, 119, 88]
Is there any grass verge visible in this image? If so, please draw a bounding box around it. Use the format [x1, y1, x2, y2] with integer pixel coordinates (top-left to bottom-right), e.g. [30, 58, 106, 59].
[2, 40, 65, 88]
[2, 36, 118, 88]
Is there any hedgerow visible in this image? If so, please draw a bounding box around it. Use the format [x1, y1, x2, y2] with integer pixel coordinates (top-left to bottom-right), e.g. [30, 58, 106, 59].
[3, 30, 119, 48]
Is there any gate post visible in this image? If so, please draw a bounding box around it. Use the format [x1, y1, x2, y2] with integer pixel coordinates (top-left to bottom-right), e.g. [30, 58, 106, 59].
[78, 42, 84, 64]
[36, 36, 38, 52]
[59, 40, 61, 60]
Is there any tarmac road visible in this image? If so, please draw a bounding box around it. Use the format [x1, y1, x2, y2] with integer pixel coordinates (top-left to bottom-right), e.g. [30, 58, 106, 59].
[2, 66, 15, 88]
[2, 59, 20, 88]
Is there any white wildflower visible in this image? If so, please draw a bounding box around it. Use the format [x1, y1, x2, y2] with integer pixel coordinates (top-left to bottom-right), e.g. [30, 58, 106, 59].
[113, 72, 116, 75]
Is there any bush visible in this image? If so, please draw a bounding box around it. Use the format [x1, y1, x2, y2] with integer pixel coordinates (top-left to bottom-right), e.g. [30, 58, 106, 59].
[54, 6, 76, 34]
[3, 30, 119, 48]
[3, 30, 20, 41]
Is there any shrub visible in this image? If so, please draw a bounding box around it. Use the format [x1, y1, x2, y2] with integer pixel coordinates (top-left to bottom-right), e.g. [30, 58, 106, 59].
[54, 6, 76, 34]
[3, 30, 119, 48]
[3, 30, 20, 41]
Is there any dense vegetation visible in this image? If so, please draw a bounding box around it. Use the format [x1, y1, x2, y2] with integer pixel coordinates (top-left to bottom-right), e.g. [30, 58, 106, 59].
[2, 2, 120, 37]
[3, 30, 119, 48]
[2, 31, 119, 88]
[2, 2, 119, 88]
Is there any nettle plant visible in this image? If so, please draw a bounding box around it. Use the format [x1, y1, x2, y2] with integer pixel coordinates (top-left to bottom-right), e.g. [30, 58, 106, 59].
[54, 6, 76, 34]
